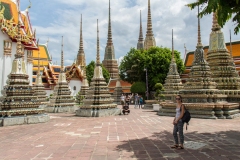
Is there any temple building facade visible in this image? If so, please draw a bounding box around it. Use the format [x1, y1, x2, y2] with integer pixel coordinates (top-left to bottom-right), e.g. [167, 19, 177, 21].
[0, 0, 37, 96]
[32, 42, 83, 96]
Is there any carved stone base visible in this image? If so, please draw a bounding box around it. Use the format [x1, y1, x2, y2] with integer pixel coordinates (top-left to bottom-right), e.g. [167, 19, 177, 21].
[0, 114, 49, 126]
[76, 108, 121, 117]
[222, 103, 240, 119]
[45, 106, 77, 113]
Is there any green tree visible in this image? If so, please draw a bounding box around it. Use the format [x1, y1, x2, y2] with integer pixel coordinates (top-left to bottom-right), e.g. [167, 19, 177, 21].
[130, 82, 146, 94]
[119, 47, 185, 90]
[187, 0, 240, 34]
[154, 83, 164, 100]
[86, 61, 110, 84]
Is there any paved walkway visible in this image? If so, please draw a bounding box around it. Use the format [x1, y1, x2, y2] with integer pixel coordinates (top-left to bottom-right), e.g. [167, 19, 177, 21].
[0, 105, 240, 160]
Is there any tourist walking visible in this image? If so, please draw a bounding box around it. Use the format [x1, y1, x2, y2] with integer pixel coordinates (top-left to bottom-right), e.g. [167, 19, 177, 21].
[171, 95, 185, 149]
[139, 95, 143, 109]
[134, 93, 139, 108]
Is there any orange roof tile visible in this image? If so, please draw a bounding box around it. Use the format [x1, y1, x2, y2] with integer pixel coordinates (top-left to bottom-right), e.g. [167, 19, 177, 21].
[185, 53, 194, 67]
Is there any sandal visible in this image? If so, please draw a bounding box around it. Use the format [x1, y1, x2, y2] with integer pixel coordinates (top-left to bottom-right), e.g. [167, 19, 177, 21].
[170, 145, 179, 148]
[177, 146, 184, 149]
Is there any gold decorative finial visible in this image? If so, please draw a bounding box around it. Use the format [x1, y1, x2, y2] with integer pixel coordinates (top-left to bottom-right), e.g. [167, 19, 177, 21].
[96, 19, 100, 66]
[197, 4, 203, 47]
[61, 36, 64, 72]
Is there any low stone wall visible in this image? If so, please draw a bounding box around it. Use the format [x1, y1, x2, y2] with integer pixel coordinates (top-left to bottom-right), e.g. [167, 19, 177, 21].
[0, 114, 50, 126]
[76, 108, 121, 117]
[143, 100, 158, 109]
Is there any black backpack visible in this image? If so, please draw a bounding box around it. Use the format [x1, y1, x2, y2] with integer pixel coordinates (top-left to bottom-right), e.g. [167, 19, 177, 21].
[181, 105, 191, 130]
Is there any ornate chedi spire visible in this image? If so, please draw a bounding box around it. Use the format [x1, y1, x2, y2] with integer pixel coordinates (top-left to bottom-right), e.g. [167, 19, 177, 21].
[0, 12, 49, 126]
[137, 10, 144, 50]
[207, 12, 240, 90]
[144, 0, 156, 50]
[76, 14, 86, 67]
[76, 19, 120, 117]
[76, 15, 89, 104]
[32, 40, 48, 105]
[206, 12, 240, 118]
[102, 0, 119, 79]
[160, 29, 183, 102]
[46, 36, 75, 113]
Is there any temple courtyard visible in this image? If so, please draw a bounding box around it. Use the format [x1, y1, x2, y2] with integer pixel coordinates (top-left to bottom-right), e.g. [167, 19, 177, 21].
[0, 106, 240, 160]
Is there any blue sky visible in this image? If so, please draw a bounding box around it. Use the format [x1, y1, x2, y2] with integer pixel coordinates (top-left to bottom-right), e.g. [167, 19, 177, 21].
[20, 0, 240, 66]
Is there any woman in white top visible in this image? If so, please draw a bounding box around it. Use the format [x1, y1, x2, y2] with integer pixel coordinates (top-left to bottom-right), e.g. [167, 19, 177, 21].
[171, 95, 185, 149]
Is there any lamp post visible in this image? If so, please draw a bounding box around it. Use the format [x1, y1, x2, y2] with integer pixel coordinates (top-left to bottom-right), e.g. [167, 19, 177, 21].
[144, 68, 149, 100]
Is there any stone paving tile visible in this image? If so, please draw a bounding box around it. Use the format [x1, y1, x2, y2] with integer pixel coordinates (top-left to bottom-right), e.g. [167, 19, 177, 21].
[1, 105, 240, 160]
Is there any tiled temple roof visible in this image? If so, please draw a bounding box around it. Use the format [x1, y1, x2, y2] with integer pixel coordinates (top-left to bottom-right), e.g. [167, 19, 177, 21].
[0, 0, 37, 50]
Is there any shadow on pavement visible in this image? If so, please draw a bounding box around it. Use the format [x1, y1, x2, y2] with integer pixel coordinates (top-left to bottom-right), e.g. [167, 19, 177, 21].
[114, 130, 240, 160]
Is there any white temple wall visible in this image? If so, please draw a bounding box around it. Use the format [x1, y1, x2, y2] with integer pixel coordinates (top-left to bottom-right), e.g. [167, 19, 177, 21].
[0, 33, 12, 95]
[68, 80, 82, 97]
[2, 56, 12, 89]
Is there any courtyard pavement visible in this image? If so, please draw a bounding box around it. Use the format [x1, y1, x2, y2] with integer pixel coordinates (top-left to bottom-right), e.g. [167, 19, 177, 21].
[0, 105, 240, 160]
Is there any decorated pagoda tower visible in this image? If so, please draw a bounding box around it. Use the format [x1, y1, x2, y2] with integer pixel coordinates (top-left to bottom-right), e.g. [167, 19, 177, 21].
[32, 43, 48, 106]
[137, 10, 144, 50]
[0, 20, 49, 126]
[206, 13, 240, 118]
[160, 30, 184, 102]
[144, 0, 156, 50]
[75, 14, 89, 104]
[76, 19, 120, 117]
[102, 0, 119, 79]
[45, 37, 75, 113]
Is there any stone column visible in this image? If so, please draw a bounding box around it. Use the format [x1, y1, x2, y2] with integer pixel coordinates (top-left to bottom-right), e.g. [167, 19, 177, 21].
[27, 50, 33, 85]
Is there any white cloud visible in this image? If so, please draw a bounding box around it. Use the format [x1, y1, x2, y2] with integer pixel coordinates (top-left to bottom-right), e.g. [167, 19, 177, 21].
[21, 0, 240, 66]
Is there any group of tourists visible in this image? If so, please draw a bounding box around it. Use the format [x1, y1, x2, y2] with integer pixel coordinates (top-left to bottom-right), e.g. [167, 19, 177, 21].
[120, 93, 143, 108]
